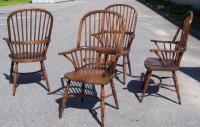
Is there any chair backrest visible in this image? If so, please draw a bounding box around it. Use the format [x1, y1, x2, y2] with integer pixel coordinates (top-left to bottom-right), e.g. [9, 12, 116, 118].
[6, 8, 53, 61]
[173, 11, 193, 67]
[105, 4, 137, 50]
[73, 10, 125, 75]
[76, 10, 125, 50]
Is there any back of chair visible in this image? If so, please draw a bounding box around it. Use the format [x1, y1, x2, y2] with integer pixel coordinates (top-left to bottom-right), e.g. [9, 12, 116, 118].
[76, 10, 125, 49]
[6, 8, 53, 61]
[72, 10, 125, 75]
[105, 4, 137, 50]
[173, 11, 193, 67]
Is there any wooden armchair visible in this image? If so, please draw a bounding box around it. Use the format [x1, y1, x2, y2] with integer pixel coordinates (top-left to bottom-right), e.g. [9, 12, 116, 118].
[3, 8, 53, 96]
[105, 4, 138, 84]
[59, 10, 125, 127]
[141, 11, 193, 104]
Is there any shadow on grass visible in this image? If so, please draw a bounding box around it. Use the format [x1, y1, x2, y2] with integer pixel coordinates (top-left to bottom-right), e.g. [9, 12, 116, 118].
[137, 0, 200, 40]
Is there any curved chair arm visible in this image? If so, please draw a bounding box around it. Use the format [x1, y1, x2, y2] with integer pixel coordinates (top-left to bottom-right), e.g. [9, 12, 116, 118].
[3, 38, 50, 57]
[125, 32, 135, 39]
[151, 39, 179, 44]
[150, 48, 186, 67]
[58, 48, 81, 56]
[58, 47, 120, 71]
[150, 48, 185, 53]
[151, 39, 179, 50]
[3, 39, 49, 45]
[3, 38, 10, 42]
[3, 37, 49, 43]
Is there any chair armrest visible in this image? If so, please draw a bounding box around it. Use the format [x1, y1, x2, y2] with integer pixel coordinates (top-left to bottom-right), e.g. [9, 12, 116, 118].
[95, 47, 118, 55]
[125, 32, 135, 39]
[151, 39, 178, 44]
[150, 48, 185, 53]
[3, 38, 10, 42]
[58, 48, 80, 55]
[3, 38, 49, 44]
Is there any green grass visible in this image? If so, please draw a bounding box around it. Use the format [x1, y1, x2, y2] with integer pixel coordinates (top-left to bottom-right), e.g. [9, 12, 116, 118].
[140, 0, 200, 32]
[0, 0, 31, 6]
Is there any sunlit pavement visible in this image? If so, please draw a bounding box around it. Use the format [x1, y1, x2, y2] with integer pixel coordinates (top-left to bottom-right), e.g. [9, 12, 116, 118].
[0, 0, 200, 127]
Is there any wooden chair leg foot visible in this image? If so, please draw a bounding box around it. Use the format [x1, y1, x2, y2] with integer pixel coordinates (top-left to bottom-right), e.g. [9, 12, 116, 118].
[40, 61, 51, 92]
[59, 80, 70, 118]
[122, 55, 126, 85]
[172, 71, 181, 105]
[100, 85, 105, 127]
[12, 62, 18, 96]
[110, 80, 119, 109]
[141, 70, 151, 102]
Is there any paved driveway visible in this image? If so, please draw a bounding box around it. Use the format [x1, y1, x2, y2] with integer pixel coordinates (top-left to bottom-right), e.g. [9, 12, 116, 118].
[0, 0, 200, 127]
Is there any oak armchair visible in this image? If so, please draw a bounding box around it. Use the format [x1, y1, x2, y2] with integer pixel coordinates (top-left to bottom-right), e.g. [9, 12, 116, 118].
[105, 4, 138, 84]
[141, 11, 193, 104]
[59, 10, 125, 127]
[3, 8, 53, 96]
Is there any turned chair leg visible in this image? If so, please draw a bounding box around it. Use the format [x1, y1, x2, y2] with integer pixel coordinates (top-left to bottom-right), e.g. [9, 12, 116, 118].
[122, 55, 126, 85]
[81, 83, 85, 102]
[10, 61, 14, 83]
[12, 62, 18, 96]
[127, 54, 132, 75]
[100, 85, 105, 127]
[40, 61, 50, 92]
[59, 80, 70, 118]
[110, 80, 119, 109]
[172, 71, 181, 105]
[141, 70, 152, 102]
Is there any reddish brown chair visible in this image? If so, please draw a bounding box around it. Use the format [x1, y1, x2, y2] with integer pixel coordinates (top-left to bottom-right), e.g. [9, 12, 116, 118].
[141, 11, 193, 104]
[3, 8, 53, 96]
[58, 10, 125, 127]
[105, 4, 138, 84]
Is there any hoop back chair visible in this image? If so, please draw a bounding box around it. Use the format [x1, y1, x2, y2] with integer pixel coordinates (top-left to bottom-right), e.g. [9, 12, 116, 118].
[105, 4, 137, 84]
[3, 8, 53, 96]
[141, 11, 193, 104]
[59, 10, 125, 127]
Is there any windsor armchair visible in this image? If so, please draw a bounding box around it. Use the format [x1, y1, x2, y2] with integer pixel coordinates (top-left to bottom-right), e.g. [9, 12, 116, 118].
[141, 11, 193, 104]
[105, 4, 137, 84]
[3, 8, 53, 96]
[59, 10, 125, 127]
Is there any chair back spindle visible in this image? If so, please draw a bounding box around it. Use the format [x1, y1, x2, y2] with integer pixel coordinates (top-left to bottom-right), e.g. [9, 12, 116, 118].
[105, 4, 137, 50]
[6, 8, 53, 62]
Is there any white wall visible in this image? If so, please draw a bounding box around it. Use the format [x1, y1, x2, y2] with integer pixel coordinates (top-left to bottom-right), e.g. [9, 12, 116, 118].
[169, 0, 200, 9]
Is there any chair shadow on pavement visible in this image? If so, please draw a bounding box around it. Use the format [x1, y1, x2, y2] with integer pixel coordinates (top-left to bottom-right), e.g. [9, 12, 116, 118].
[124, 73, 180, 104]
[180, 67, 200, 83]
[49, 78, 116, 126]
[3, 73, 49, 91]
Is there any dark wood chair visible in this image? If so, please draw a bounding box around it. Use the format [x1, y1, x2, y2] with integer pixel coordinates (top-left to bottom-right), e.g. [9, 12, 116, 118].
[3, 8, 53, 96]
[105, 4, 138, 84]
[58, 10, 125, 127]
[141, 11, 193, 104]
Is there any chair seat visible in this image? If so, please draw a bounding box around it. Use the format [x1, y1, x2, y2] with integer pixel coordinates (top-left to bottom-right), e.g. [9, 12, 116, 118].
[144, 57, 176, 70]
[64, 69, 113, 85]
[9, 52, 46, 62]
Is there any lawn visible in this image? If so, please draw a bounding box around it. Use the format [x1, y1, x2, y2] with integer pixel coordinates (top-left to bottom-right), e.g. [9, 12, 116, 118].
[0, 0, 31, 6]
[139, 0, 200, 35]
